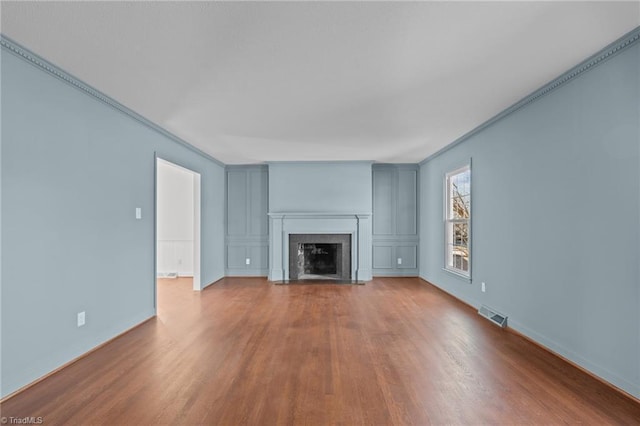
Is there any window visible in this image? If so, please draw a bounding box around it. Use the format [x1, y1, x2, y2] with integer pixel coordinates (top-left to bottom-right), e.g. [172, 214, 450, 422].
[445, 164, 471, 277]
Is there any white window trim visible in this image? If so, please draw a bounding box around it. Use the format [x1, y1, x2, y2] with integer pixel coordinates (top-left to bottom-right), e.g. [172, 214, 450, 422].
[443, 163, 471, 280]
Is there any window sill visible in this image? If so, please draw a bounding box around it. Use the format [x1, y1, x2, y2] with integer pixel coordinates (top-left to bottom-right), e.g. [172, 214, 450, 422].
[442, 267, 472, 283]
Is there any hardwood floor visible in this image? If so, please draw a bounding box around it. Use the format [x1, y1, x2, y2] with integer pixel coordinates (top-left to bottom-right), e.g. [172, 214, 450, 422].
[2, 277, 639, 425]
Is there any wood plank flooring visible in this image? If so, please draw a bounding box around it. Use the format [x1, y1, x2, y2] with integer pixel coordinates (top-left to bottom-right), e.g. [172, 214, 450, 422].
[2, 277, 639, 425]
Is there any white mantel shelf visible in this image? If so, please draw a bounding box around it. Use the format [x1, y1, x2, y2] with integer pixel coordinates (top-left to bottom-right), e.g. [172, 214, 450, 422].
[268, 212, 372, 217]
[268, 212, 373, 282]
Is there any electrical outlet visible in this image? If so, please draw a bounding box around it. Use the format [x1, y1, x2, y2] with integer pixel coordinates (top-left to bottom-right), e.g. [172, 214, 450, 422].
[397, 258, 402, 265]
[77, 311, 86, 327]
[135, 208, 142, 219]
[481, 282, 486, 293]
[245, 258, 251, 265]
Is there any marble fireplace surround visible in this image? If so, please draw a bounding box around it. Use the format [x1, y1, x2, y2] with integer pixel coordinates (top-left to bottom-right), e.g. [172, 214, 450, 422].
[268, 213, 372, 282]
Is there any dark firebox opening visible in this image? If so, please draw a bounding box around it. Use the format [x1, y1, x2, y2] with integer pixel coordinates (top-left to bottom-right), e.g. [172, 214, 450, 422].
[288, 234, 351, 281]
[299, 243, 338, 276]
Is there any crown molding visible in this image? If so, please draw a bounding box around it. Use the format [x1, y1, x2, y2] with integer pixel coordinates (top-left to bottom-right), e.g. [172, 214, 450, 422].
[266, 160, 375, 165]
[372, 163, 419, 169]
[420, 26, 640, 166]
[225, 164, 268, 170]
[0, 34, 225, 168]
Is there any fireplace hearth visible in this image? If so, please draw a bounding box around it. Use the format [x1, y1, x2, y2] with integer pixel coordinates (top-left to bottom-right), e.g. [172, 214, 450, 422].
[289, 234, 351, 281]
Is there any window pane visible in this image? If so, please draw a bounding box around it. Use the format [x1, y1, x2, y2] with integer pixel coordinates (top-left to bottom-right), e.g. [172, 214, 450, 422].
[449, 174, 470, 219]
[453, 223, 468, 247]
[445, 165, 470, 276]
[451, 194, 470, 219]
[446, 222, 469, 272]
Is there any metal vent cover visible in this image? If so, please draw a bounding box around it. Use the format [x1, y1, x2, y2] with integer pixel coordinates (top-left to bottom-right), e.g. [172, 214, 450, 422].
[478, 305, 508, 328]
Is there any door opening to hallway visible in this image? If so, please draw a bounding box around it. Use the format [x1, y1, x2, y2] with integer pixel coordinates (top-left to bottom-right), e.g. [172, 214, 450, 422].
[155, 157, 201, 311]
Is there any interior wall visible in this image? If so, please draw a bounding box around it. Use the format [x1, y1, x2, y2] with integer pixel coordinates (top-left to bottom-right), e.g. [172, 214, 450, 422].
[0, 46, 225, 398]
[268, 162, 372, 214]
[419, 42, 639, 398]
[267, 162, 374, 281]
[157, 160, 195, 277]
[225, 165, 269, 276]
[372, 164, 419, 276]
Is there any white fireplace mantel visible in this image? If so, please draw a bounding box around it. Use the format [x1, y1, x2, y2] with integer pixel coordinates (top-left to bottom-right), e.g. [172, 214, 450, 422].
[268, 212, 372, 282]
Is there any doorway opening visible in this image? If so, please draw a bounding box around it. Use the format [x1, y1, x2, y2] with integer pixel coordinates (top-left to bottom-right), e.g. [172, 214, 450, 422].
[155, 157, 201, 306]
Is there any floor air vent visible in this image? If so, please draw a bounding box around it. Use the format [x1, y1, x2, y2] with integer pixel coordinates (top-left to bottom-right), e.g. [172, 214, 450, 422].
[478, 305, 508, 328]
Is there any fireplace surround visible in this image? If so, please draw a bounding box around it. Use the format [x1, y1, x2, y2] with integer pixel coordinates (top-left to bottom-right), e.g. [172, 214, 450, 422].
[268, 213, 372, 282]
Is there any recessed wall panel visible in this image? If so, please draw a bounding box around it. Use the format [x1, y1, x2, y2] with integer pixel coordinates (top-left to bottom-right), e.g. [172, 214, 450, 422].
[227, 171, 247, 236]
[373, 169, 394, 235]
[373, 245, 393, 269]
[227, 246, 247, 269]
[397, 169, 417, 235]
[249, 170, 268, 237]
[396, 246, 417, 269]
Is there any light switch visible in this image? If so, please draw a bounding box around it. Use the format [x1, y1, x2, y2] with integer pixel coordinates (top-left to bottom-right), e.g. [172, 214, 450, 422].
[135, 208, 142, 219]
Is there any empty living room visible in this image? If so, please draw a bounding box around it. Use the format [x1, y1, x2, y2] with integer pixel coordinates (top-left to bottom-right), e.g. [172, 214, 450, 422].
[1, 1, 639, 424]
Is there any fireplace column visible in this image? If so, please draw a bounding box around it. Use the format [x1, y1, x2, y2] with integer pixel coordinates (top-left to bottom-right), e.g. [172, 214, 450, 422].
[269, 214, 285, 281]
[355, 214, 372, 281]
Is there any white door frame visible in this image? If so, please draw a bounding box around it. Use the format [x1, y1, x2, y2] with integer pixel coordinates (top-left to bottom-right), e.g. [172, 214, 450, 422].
[154, 155, 203, 305]
[192, 172, 201, 291]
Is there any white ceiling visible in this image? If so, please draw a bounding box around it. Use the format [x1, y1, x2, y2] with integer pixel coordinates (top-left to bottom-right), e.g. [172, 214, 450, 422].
[2, 2, 638, 164]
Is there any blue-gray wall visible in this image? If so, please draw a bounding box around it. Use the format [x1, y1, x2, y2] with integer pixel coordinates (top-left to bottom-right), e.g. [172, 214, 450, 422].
[1, 46, 225, 398]
[267, 162, 374, 282]
[269, 162, 372, 213]
[225, 165, 269, 276]
[372, 164, 419, 276]
[419, 42, 640, 398]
